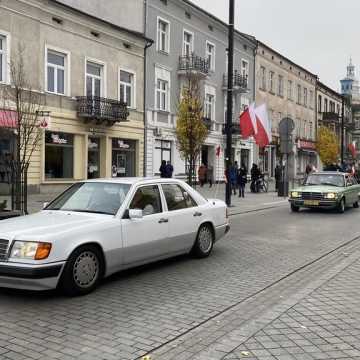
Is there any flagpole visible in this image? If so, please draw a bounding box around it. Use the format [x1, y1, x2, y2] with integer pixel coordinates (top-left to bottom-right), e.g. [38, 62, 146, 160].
[225, 0, 235, 207]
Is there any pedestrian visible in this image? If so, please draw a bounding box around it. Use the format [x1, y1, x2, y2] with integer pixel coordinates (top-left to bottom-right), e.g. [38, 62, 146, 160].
[229, 163, 238, 195]
[305, 164, 312, 176]
[159, 160, 167, 178]
[207, 165, 214, 188]
[237, 163, 247, 198]
[274, 163, 282, 191]
[165, 161, 174, 178]
[250, 163, 261, 193]
[198, 163, 207, 187]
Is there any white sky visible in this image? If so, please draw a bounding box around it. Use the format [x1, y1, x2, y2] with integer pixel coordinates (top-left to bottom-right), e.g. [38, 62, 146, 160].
[190, 0, 358, 91]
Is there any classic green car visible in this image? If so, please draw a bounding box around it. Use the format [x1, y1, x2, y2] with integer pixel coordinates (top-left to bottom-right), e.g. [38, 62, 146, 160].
[289, 172, 360, 213]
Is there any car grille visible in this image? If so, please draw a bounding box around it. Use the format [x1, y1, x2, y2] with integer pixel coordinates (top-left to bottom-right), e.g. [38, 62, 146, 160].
[300, 192, 324, 200]
[0, 239, 9, 261]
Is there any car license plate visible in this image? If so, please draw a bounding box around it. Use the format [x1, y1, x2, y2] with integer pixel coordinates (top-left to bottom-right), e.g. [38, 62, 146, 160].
[304, 200, 319, 206]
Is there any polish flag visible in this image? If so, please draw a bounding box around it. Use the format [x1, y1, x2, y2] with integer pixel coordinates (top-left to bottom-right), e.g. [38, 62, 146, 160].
[239, 103, 257, 139]
[254, 104, 271, 148]
[348, 141, 357, 158]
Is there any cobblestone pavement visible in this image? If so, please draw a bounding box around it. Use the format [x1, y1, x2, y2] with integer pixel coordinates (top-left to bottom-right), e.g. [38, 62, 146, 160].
[0, 207, 360, 360]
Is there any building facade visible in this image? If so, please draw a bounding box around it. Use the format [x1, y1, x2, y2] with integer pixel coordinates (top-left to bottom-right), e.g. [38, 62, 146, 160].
[255, 41, 318, 180]
[0, 0, 147, 194]
[144, 0, 257, 180]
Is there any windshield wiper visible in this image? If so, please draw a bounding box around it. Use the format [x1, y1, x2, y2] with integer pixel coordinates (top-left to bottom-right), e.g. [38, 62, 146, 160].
[61, 209, 115, 215]
[320, 182, 339, 187]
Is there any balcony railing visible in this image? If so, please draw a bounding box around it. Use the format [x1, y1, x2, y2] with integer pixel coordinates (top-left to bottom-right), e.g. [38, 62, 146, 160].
[202, 117, 212, 130]
[321, 112, 340, 122]
[222, 122, 241, 135]
[178, 54, 210, 76]
[77, 96, 129, 125]
[223, 71, 248, 92]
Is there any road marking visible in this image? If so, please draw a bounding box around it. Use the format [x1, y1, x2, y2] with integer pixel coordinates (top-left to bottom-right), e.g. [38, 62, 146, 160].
[263, 200, 288, 205]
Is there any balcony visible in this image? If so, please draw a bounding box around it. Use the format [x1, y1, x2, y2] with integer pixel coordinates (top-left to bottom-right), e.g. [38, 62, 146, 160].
[223, 71, 248, 93]
[178, 54, 209, 77]
[321, 112, 340, 122]
[77, 96, 129, 126]
[222, 122, 241, 135]
[202, 117, 212, 130]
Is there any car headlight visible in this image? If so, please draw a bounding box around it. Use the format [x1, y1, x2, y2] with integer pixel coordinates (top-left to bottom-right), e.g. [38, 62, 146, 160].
[290, 191, 301, 198]
[325, 193, 337, 199]
[10, 241, 52, 260]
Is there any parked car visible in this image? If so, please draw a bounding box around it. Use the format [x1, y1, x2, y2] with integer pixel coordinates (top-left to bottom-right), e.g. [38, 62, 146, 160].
[0, 178, 229, 295]
[288, 172, 360, 213]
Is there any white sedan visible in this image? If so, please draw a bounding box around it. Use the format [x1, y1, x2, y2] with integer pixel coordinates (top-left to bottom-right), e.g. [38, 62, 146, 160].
[0, 178, 229, 295]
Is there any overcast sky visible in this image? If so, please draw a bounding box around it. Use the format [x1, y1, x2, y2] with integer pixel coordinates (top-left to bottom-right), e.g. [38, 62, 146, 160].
[190, 0, 358, 91]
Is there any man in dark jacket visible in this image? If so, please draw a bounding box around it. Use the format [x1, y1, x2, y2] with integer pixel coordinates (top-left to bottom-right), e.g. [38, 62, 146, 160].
[159, 160, 167, 178]
[165, 161, 174, 178]
[237, 164, 247, 198]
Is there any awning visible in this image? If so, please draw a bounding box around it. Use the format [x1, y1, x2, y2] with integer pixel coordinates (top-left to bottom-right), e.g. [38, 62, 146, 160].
[0, 110, 18, 128]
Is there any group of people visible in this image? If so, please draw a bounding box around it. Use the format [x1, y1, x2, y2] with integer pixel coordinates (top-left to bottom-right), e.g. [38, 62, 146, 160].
[159, 160, 174, 178]
[198, 164, 214, 187]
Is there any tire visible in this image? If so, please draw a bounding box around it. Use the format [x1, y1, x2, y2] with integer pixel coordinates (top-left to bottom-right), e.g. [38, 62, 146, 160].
[353, 201, 359, 208]
[192, 224, 214, 258]
[338, 198, 345, 214]
[60, 245, 103, 296]
[291, 204, 300, 212]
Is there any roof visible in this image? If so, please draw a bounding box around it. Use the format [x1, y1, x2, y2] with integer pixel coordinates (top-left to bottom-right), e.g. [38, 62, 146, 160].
[317, 81, 343, 100]
[83, 177, 185, 185]
[313, 172, 346, 176]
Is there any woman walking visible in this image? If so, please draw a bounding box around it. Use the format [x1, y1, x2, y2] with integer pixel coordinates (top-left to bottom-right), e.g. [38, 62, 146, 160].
[237, 164, 247, 198]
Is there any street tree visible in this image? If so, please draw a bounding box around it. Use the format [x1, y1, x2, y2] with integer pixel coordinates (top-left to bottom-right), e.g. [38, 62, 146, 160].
[316, 126, 339, 166]
[0, 45, 45, 212]
[175, 74, 208, 185]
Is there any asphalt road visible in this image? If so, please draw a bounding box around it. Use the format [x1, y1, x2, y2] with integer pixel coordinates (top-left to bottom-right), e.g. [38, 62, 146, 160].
[0, 204, 360, 360]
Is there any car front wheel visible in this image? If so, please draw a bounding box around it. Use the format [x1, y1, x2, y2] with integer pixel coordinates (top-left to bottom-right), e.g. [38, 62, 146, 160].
[192, 224, 214, 258]
[291, 204, 300, 212]
[338, 198, 345, 214]
[353, 201, 359, 208]
[60, 245, 103, 296]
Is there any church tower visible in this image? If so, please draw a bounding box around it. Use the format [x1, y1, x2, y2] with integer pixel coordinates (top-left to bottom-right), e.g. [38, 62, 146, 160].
[341, 58, 360, 98]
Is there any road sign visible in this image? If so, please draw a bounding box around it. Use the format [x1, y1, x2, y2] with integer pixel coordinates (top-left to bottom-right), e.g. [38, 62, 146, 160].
[279, 117, 295, 154]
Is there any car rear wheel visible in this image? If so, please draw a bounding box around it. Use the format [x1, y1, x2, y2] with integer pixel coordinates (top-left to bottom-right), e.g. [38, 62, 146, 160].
[338, 198, 345, 213]
[291, 204, 300, 212]
[192, 224, 214, 258]
[353, 201, 359, 208]
[60, 245, 103, 296]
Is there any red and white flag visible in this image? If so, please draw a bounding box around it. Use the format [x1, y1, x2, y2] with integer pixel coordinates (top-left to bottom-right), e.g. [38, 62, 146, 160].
[239, 103, 257, 139]
[254, 104, 271, 148]
[348, 141, 357, 158]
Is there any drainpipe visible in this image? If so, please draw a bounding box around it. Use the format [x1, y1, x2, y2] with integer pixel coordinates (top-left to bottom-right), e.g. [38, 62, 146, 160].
[143, 0, 154, 177]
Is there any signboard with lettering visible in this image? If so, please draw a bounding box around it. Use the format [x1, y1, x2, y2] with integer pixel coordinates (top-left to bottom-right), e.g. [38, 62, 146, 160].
[297, 139, 316, 150]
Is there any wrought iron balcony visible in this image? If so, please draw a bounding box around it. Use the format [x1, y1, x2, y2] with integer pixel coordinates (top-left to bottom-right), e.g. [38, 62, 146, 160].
[222, 122, 241, 135]
[77, 96, 129, 125]
[202, 117, 212, 130]
[321, 112, 340, 122]
[178, 54, 210, 77]
[223, 71, 248, 92]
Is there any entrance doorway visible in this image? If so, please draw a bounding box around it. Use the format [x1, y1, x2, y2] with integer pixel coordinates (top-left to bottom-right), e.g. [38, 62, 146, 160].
[112, 139, 136, 177]
[87, 137, 101, 179]
[0, 129, 16, 195]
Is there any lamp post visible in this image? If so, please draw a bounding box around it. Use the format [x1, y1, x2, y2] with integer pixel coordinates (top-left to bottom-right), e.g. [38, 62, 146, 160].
[341, 95, 345, 164]
[225, 0, 235, 207]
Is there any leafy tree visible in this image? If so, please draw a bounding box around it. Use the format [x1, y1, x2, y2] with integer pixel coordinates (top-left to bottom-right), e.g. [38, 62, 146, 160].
[175, 74, 208, 185]
[316, 126, 339, 166]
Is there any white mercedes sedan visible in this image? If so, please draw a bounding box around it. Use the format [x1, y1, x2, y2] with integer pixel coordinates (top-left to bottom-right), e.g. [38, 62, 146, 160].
[0, 178, 229, 295]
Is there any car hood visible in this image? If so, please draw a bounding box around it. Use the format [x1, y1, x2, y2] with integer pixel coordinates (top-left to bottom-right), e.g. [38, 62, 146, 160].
[0, 211, 110, 240]
[291, 185, 344, 193]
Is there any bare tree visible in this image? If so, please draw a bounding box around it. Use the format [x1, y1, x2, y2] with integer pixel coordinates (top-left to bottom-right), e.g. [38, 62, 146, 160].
[1, 44, 44, 212]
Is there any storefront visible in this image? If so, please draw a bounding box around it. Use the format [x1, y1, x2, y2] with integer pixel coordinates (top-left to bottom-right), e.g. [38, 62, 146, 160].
[87, 137, 101, 179]
[296, 139, 317, 175]
[111, 138, 136, 177]
[154, 139, 172, 175]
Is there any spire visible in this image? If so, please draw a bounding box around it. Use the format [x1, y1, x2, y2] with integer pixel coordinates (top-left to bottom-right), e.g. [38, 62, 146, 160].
[347, 57, 355, 78]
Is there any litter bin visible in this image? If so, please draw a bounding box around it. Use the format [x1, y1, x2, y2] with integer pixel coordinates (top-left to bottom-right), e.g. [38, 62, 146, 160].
[278, 181, 289, 197]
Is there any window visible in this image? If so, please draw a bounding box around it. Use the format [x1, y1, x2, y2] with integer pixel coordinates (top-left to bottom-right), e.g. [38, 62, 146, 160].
[287, 80, 293, 100]
[303, 120, 307, 138]
[156, 79, 168, 111]
[318, 95, 322, 112]
[155, 140, 171, 174]
[241, 59, 249, 78]
[309, 90, 314, 108]
[45, 131, 74, 179]
[0, 34, 8, 83]
[309, 121, 313, 139]
[278, 75, 284, 97]
[269, 71, 275, 93]
[162, 184, 197, 211]
[130, 185, 162, 216]
[204, 93, 215, 120]
[260, 66, 266, 90]
[119, 70, 135, 108]
[86, 61, 103, 97]
[206, 41, 215, 71]
[157, 18, 170, 53]
[47, 49, 67, 95]
[303, 88, 308, 107]
[337, 104, 340, 114]
[183, 30, 193, 56]
[324, 98, 328, 112]
[297, 84, 301, 104]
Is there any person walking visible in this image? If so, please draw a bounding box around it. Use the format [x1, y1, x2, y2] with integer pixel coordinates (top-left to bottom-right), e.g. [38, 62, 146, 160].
[250, 163, 261, 193]
[237, 163, 247, 198]
[274, 163, 282, 191]
[159, 160, 167, 178]
[165, 161, 174, 178]
[229, 163, 238, 195]
[207, 165, 214, 188]
[198, 163, 207, 187]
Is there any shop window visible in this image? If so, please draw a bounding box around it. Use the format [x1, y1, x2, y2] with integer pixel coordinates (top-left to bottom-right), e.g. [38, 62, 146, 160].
[112, 139, 136, 177]
[154, 140, 171, 175]
[45, 132, 74, 179]
[88, 137, 100, 179]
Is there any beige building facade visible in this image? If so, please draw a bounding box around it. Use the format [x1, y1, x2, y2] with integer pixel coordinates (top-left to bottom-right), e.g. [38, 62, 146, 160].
[255, 41, 317, 180]
[0, 0, 147, 194]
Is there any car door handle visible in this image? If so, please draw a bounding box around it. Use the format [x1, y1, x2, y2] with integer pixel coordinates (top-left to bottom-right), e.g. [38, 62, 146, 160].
[193, 212, 202, 217]
[158, 218, 169, 223]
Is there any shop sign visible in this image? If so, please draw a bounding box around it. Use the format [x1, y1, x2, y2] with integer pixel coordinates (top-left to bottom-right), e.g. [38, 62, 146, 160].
[117, 140, 130, 149]
[39, 116, 50, 129]
[51, 133, 68, 145]
[89, 128, 106, 136]
[0, 110, 18, 128]
[297, 139, 316, 150]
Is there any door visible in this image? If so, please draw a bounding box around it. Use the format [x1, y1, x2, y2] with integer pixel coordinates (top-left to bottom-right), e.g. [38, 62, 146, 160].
[161, 183, 202, 253]
[121, 185, 169, 265]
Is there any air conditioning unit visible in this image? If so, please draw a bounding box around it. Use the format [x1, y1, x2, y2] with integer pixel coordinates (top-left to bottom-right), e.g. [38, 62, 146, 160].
[153, 127, 162, 137]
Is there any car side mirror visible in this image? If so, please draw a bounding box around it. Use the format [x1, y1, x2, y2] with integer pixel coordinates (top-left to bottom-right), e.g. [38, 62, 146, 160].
[128, 209, 143, 220]
[43, 202, 49, 209]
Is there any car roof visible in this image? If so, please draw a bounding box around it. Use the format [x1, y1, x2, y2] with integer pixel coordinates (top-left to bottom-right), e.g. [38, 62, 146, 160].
[83, 177, 185, 185]
[312, 172, 346, 176]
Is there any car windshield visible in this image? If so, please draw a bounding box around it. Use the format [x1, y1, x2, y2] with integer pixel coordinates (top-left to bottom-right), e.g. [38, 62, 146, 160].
[46, 182, 131, 215]
[305, 174, 344, 187]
